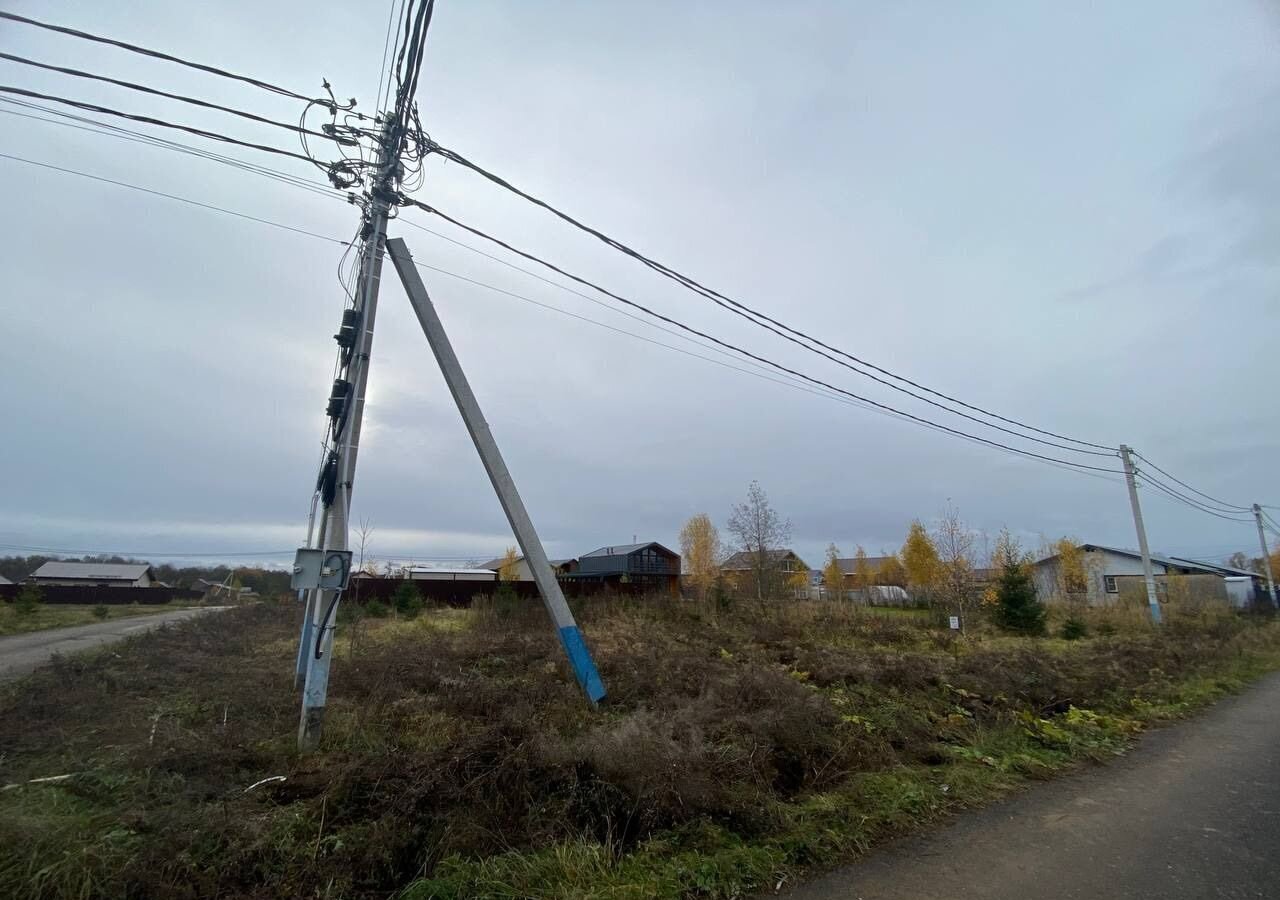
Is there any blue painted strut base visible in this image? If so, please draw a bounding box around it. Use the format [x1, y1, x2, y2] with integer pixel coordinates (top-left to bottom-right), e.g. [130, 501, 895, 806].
[558, 625, 607, 704]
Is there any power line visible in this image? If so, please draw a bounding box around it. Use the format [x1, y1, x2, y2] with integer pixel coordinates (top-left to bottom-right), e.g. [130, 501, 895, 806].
[413, 257, 923, 412]
[426, 142, 1119, 454]
[1131, 450, 1250, 513]
[0, 84, 317, 164]
[0, 51, 337, 139]
[0, 150, 349, 245]
[400, 253, 1127, 484]
[389, 0, 435, 130]
[1, 148, 1131, 491]
[0, 97, 348, 202]
[0, 10, 323, 106]
[1136, 471, 1252, 518]
[0, 147, 1178, 490]
[397, 215, 851, 392]
[374, 0, 407, 118]
[0, 145, 780, 399]
[420, 168, 1115, 458]
[390, 217, 1109, 482]
[398, 197, 1124, 476]
[0, 541, 296, 558]
[1138, 475, 1255, 523]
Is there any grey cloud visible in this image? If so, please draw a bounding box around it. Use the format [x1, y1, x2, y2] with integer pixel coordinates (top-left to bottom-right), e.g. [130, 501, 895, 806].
[0, 0, 1276, 571]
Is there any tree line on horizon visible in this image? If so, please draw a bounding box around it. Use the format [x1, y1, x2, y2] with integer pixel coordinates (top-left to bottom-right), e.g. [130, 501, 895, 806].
[678, 480, 1280, 615]
[0, 554, 293, 596]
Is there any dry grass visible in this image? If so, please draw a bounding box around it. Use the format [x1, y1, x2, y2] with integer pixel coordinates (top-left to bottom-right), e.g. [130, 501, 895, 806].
[0, 595, 1275, 899]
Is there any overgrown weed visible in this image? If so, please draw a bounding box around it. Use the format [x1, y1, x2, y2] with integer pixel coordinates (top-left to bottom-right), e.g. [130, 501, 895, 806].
[0, 596, 1276, 899]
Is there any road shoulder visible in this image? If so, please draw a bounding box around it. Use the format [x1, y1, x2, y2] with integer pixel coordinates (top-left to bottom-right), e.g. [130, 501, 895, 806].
[776, 671, 1280, 900]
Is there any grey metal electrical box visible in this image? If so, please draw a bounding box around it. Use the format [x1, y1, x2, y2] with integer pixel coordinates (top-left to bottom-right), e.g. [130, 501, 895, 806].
[290, 548, 353, 591]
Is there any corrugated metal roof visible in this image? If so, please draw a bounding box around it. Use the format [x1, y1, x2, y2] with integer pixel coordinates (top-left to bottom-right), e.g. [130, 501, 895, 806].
[1047, 545, 1234, 577]
[32, 561, 153, 581]
[1167, 557, 1262, 578]
[580, 542, 674, 558]
[0, 574, 11, 585]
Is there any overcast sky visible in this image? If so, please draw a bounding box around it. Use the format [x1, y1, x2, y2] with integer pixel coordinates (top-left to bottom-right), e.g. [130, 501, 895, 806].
[1, 1, 1277, 571]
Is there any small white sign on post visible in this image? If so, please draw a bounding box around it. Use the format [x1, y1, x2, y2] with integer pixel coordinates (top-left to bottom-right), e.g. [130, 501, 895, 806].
[948, 615, 961, 631]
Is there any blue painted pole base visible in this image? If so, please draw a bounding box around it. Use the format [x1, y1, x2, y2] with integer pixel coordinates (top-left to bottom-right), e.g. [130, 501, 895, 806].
[558, 625, 606, 704]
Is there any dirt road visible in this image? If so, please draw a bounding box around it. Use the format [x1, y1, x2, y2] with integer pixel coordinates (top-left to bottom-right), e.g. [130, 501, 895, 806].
[778, 671, 1280, 900]
[0, 607, 229, 681]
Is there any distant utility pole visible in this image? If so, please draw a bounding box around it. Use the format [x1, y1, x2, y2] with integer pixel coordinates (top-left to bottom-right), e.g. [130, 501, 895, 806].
[1253, 504, 1278, 609]
[1119, 445, 1162, 625]
[295, 113, 397, 752]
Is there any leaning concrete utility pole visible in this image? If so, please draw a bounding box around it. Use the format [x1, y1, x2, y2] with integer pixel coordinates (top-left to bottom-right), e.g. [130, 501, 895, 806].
[1253, 504, 1278, 609]
[386, 237, 605, 703]
[295, 115, 397, 752]
[1119, 445, 1162, 624]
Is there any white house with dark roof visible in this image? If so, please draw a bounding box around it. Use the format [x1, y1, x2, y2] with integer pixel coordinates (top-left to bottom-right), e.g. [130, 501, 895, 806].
[30, 561, 155, 588]
[1033, 544, 1261, 605]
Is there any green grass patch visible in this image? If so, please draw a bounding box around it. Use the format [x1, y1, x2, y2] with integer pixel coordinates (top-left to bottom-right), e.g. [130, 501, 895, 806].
[0, 603, 192, 637]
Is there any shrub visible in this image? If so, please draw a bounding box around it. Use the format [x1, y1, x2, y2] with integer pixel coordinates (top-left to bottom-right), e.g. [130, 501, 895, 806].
[364, 599, 391, 619]
[1060, 616, 1087, 641]
[92, 604, 111, 620]
[993, 561, 1045, 635]
[393, 582, 425, 619]
[13, 585, 42, 616]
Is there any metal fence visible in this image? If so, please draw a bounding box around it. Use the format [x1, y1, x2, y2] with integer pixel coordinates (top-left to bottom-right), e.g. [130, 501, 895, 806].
[0, 585, 203, 605]
[347, 577, 651, 608]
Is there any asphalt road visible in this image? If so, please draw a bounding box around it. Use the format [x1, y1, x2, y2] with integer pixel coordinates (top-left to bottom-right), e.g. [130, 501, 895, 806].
[779, 671, 1280, 900]
[0, 607, 229, 681]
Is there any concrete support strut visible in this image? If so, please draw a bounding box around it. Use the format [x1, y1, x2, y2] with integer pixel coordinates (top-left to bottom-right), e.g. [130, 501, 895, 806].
[386, 236, 605, 704]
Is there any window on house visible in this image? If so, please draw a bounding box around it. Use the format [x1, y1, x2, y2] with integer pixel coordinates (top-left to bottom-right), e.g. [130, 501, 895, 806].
[1104, 575, 1118, 593]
